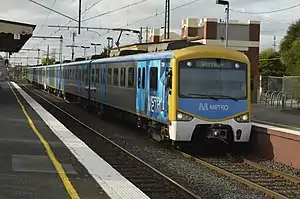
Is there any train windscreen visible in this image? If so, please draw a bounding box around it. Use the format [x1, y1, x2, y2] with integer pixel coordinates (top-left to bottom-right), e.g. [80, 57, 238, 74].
[179, 58, 248, 100]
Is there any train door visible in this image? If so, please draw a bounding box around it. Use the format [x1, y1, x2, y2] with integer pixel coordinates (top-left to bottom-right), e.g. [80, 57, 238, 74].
[100, 64, 106, 101]
[84, 64, 90, 99]
[148, 60, 170, 122]
[54, 67, 57, 89]
[136, 61, 148, 114]
[90, 64, 96, 100]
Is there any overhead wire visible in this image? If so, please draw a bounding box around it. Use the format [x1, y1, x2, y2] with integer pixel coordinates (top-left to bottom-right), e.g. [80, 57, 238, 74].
[36, 0, 57, 35]
[82, 0, 148, 22]
[230, 3, 300, 14]
[78, 0, 202, 44]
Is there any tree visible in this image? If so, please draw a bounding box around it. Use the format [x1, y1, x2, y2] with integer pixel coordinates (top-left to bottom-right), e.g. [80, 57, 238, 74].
[41, 57, 55, 65]
[279, 19, 300, 75]
[259, 48, 286, 76]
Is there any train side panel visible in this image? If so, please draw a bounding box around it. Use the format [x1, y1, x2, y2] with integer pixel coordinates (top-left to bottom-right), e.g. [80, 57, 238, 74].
[103, 61, 137, 113]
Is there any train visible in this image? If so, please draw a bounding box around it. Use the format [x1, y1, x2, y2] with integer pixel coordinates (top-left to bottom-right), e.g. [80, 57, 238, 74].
[26, 45, 252, 149]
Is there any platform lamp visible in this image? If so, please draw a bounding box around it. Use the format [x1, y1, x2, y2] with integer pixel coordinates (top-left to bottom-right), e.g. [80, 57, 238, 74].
[91, 43, 101, 55]
[216, 0, 230, 48]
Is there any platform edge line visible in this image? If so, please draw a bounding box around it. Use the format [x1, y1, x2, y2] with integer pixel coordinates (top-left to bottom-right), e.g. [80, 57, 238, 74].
[11, 82, 151, 199]
[8, 82, 81, 199]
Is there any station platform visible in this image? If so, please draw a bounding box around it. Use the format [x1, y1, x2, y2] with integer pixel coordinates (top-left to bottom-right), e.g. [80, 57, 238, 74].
[251, 103, 300, 130]
[1, 81, 151, 199]
[250, 103, 300, 170]
[0, 82, 111, 198]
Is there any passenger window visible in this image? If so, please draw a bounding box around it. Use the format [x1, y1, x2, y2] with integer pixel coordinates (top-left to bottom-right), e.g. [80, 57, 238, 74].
[113, 68, 118, 86]
[120, 68, 125, 87]
[128, 67, 134, 87]
[107, 68, 112, 85]
[92, 68, 95, 83]
[138, 68, 141, 88]
[142, 68, 145, 89]
[96, 68, 100, 82]
[150, 67, 158, 90]
[81, 68, 84, 81]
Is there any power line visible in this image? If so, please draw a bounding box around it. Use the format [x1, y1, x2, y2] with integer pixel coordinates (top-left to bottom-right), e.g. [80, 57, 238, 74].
[82, 0, 105, 18]
[36, 0, 57, 34]
[230, 3, 300, 14]
[28, 0, 77, 22]
[82, 0, 148, 22]
[79, 0, 202, 44]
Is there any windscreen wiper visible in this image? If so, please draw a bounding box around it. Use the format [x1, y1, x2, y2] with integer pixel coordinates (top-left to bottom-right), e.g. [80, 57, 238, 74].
[187, 93, 218, 100]
[211, 94, 239, 101]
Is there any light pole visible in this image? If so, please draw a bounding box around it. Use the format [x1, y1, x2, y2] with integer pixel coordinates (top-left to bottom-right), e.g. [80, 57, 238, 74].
[107, 37, 113, 56]
[91, 43, 101, 54]
[81, 46, 90, 58]
[216, 0, 229, 48]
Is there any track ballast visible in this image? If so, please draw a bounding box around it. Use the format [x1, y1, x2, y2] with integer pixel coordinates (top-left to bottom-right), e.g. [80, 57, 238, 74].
[19, 84, 200, 199]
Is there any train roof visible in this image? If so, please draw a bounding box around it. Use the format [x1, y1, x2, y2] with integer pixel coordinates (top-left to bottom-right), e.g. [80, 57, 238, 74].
[91, 51, 173, 64]
[28, 45, 249, 69]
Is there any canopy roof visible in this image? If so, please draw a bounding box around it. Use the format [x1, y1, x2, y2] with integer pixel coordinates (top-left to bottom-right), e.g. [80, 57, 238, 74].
[0, 19, 36, 53]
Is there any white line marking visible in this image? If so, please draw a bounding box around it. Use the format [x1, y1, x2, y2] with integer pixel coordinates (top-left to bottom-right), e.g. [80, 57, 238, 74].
[11, 82, 150, 199]
[252, 122, 300, 136]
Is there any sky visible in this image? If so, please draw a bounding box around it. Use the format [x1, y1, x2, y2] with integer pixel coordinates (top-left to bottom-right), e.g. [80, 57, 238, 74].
[0, 0, 299, 65]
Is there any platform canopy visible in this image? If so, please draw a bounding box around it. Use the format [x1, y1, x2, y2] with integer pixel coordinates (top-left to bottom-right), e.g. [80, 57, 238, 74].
[0, 19, 36, 53]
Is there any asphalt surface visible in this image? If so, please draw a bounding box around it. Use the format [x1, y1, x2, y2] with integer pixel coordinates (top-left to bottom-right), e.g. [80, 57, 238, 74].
[0, 82, 109, 199]
[251, 103, 300, 129]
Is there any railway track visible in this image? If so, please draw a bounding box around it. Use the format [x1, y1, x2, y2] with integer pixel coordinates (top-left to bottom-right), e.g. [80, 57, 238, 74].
[179, 152, 300, 199]
[17, 83, 201, 199]
[17, 82, 300, 199]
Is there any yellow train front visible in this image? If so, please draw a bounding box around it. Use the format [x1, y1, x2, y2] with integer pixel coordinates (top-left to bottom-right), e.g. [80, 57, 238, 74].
[167, 45, 251, 148]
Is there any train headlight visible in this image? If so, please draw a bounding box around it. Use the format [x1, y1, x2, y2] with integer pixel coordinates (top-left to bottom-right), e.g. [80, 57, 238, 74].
[234, 113, 249, 123]
[177, 111, 193, 121]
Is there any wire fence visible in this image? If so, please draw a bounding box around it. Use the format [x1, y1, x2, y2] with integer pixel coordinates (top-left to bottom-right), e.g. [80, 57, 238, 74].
[259, 75, 300, 110]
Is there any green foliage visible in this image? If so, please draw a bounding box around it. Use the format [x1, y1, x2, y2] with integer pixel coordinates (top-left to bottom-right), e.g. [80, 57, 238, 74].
[279, 19, 300, 75]
[259, 48, 286, 76]
[41, 57, 55, 65]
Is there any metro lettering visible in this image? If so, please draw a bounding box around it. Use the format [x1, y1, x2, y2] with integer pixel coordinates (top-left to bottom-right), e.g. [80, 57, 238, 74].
[199, 103, 229, 111]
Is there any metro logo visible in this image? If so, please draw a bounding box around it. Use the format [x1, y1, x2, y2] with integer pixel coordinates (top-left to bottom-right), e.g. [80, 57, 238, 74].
[199, 103, 229, 111]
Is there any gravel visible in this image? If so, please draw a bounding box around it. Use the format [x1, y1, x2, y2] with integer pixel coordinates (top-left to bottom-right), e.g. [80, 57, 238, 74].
[250, 157, 300, 178]
[29, 86, 272, 199]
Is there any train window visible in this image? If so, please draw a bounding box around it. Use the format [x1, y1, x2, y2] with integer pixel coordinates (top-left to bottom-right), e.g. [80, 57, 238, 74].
[138, 68, 141, 88]
[92, 68, 95, 83]
[150, 67, 158, 90]
[120, 68, 125, 87]
[81, 68, 84, 81]
[96, 68, 100, 82]
[113, 68, 119, 86]
[128, 67, 134, 88]
[142, 67, 145, 89]
[107, 68, 112, 85]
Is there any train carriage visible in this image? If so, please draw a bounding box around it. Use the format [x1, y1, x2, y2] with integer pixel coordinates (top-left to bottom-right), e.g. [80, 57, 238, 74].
[27, 45, 252, 149]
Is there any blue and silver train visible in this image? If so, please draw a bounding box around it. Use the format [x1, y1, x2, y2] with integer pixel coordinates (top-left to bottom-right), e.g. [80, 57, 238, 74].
[27, 45, 251, 148]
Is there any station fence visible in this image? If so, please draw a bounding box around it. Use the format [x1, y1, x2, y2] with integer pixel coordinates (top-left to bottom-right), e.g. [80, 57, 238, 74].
[259, 75, 300, 110]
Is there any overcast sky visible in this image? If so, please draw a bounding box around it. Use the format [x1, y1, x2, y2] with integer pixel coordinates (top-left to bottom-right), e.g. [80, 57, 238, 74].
[0, 0, 299, 65]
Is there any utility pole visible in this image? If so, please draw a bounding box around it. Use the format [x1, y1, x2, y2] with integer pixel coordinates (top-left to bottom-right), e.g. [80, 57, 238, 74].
[31, 35, 63, 63]
[66, 32, 77, 60]
[46, 45, 50, 65]
[37, 48, 40, 65]
[146, 26, 149, 43]
[78, 0, 82, 34]
[273, 36, 276, 51]
[139, 27, 143, 43]
[164, 0, 170, 40]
